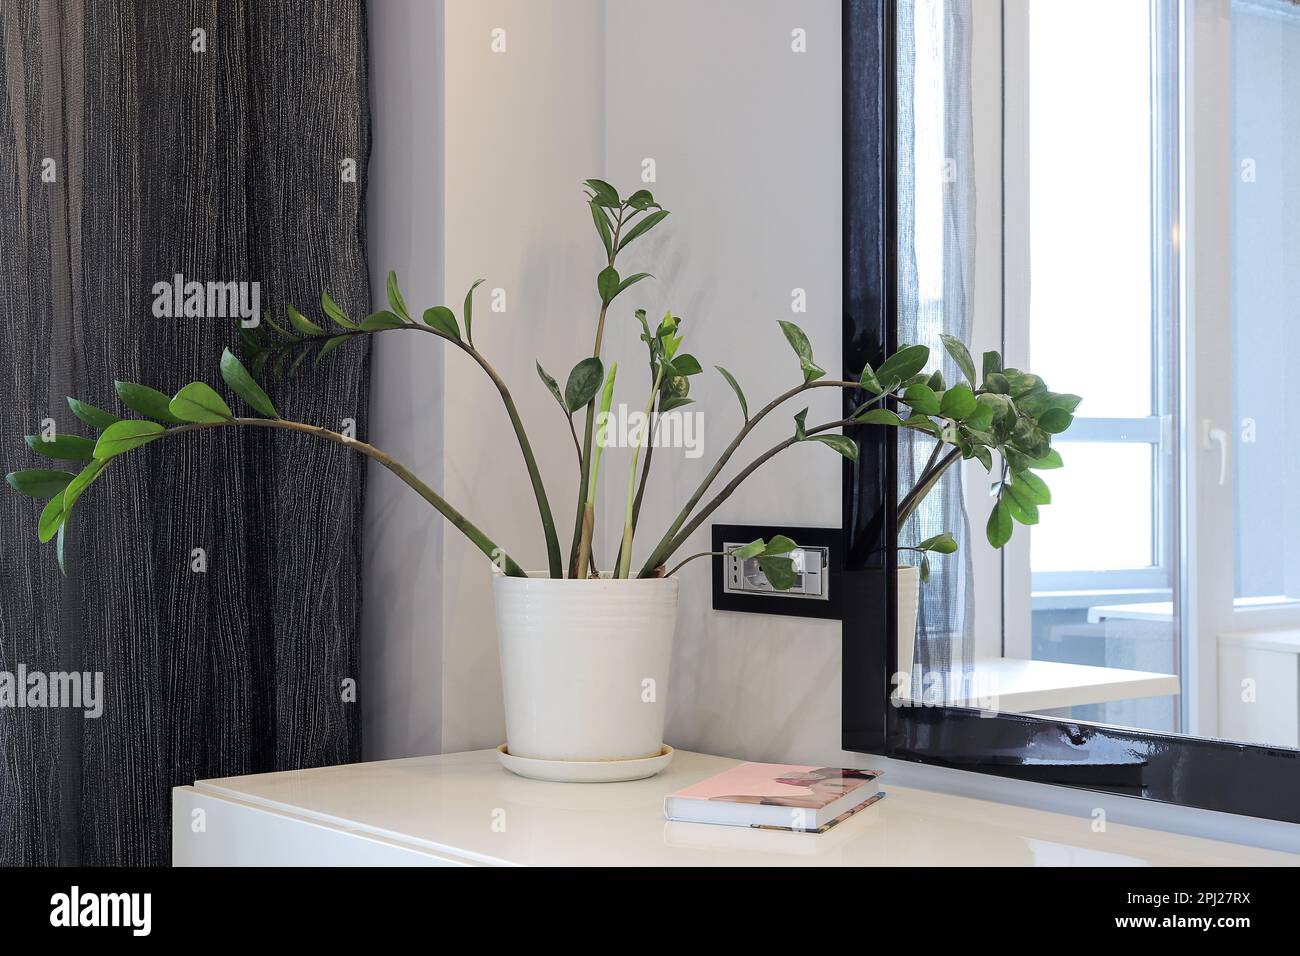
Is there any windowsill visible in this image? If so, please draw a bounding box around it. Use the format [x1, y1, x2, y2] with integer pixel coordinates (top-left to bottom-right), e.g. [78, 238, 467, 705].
[1032, 588, 1171, 613]
[899, 657, 1181, 713]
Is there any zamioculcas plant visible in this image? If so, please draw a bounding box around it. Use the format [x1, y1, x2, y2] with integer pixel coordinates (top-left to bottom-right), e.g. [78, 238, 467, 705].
[8, 180, 1077, 584]
[6, 179, 1078, 773]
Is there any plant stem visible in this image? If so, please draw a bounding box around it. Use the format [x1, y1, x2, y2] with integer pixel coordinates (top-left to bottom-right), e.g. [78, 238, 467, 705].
[650, 416, 855, 571]
[636, 379, 864, 577]
[329, 322, 560, 577]
[663, 550, 723, 578]
[577, 363, 618, 579]
[164, 417, 526, 576]
[897, 447, 963, 528]
[568, 205, 628, 575]
[618, 365, 664, 578]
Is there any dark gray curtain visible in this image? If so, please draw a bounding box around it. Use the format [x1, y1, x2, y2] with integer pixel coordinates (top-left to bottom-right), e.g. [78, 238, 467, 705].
[0, 0, 371, 865]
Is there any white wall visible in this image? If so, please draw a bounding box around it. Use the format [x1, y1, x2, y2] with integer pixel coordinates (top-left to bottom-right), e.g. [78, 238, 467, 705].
[602, 0, 845, 764]
[439, 0, 605, 752]
[362, 0, 446, 760]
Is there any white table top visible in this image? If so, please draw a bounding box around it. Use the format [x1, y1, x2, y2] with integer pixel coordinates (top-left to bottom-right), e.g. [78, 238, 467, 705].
[193, 749, 1298, 866]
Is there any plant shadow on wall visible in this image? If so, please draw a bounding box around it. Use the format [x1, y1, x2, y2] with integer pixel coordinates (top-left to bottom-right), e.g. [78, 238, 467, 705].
[7, 180, 1079, 776]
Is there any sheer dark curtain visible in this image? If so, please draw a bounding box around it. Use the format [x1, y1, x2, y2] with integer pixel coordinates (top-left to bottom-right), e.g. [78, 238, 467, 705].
[0, 0, 371, 865]
[896, 0, 976, 683]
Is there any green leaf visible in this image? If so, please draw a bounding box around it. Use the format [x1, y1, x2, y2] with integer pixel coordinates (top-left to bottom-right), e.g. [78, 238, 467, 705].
[24, 434, 96, 461]
[617, 209, 669, 252]
[93, 419, 165, 459]
[670, 354, 702, 376]
[859, 363, 883, 394]
[876, 344, 930, 388]
[169, 382, 233, 424]
[1038, 408, 1074, 434]
[55, 523, 66, 574]
[597, 266, 620, 304]
[463, 278, 486, 344]
[362, 310, 407, 331]
[115, 381, 185, 424]
[985, 372, 1010, 394]
[982, 350, 1002, 382]
[793, 407, 809, 440]
[62, 458, 105, 513]
[918, 531, 958, 554]
[729, 539, 766, 560]
[715, 366, 749, 422]
[763, 535, 798, 555]
[67, 398, 121, 431]
[808, 434, 858, 461]
[1014, 470, 1051, 505]
[314, 335, 350, 366]
[565, 357, 604, 412]
[939, 383, 978, 421]
[903, 383, 940, 416]
[971, 444, 993, 470]
[965, 402, 995, 432]
[590, 200, 614, 258]
[422, 306, 460, 339]
[659, 396, 693, 413]
[626, 189, 657, 210]
[6, 468, 75, 499]
[220, 348, 279, 418]
[616, 272, 653, 299]
[387, 271, 411, 322]
[777, 320, 825, 383]
[1003, 481, 1040, 524]
[1028, 449, 1064, 470]
[584, 178, 620, 208]
[321, 289, 358, 329]
[940, 333, 977, 386]
[757, 553, 799, 591]
[287, 304, 326, 337]
[536, 362, 567, 413]
[38, 491, 66, 543]
[1049, 393, 1083, 414]
[903, 415, 938, 435]
[986, 498, 1013, 548]
[854, 407, 903, 426]
[919, 554, 931, 583]
[927, 369, 946, 392]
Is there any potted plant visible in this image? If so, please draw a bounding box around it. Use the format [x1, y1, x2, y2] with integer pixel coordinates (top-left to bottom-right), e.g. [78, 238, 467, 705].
[7, 180, 1077, 780]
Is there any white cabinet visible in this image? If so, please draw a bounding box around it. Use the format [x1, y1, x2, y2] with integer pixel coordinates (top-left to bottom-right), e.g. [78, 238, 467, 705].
[1219, 630, 1300, 748]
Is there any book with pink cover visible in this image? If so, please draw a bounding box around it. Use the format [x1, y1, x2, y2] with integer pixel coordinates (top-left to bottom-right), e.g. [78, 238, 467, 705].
[664, 762, 883, 832]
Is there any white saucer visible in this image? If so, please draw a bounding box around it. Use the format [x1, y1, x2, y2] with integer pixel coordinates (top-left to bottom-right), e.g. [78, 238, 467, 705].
[496, 744, 674, 783]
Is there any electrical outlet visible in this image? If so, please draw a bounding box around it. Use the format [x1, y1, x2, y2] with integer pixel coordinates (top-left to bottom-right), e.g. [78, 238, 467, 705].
[711, 524, 842, 620]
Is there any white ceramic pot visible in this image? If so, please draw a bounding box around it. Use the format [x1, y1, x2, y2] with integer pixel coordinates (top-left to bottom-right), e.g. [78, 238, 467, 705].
[493, 575, 679, 763]
[896, 565, 922, 680]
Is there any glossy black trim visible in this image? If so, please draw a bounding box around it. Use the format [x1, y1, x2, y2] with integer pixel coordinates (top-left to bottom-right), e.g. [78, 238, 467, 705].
[710, 524, 843, 620]
[840, 0, 1300, 825]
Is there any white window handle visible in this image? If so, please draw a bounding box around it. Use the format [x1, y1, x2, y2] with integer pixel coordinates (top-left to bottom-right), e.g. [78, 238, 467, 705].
[1202, 419, 1228, 486]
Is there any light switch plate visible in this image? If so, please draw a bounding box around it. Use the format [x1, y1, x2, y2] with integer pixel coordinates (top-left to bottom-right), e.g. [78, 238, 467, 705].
[710, 524, 842, 620]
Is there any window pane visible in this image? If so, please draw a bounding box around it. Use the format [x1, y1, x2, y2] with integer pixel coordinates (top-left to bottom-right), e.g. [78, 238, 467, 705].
[1232, 7, 1300, 603]
[1027, 0, 1153, 417]
[1031, 443, 1154, 572]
